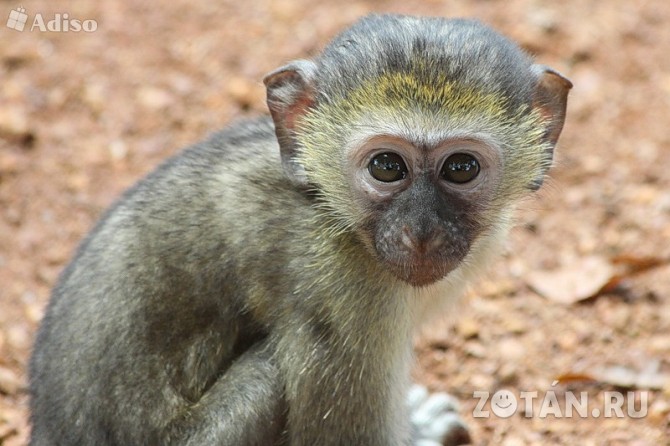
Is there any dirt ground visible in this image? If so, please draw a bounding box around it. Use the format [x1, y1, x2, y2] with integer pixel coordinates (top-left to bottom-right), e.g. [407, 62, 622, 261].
[1, 0, 669, 444]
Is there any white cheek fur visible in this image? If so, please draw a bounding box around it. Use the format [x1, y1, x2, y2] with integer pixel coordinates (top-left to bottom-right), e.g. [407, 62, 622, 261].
[409, 210, 514, 330]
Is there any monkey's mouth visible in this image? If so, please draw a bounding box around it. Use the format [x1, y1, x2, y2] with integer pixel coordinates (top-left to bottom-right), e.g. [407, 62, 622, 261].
[370, 225, 470, 287]
[386, 258, 458, 288]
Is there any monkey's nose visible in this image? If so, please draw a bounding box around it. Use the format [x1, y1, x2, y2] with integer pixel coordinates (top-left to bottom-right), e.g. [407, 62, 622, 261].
[400, 226, 445, 256]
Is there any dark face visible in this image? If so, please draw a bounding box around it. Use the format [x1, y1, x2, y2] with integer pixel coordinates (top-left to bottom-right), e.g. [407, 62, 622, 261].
[348, 135, 503, 287]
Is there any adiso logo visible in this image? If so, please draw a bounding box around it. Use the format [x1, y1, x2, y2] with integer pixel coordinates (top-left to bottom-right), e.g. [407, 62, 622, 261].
[6, 7, 98, 32]
[6, 6, 28, 31]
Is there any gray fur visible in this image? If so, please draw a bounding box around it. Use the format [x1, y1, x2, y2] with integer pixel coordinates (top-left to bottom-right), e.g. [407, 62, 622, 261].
[30, 14, 569, 446]
[316, 15, 536, 110]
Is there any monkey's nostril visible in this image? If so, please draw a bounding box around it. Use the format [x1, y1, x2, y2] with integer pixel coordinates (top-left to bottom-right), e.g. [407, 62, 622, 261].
[401, 226, 418, 251]
[401, 226, 445, 256]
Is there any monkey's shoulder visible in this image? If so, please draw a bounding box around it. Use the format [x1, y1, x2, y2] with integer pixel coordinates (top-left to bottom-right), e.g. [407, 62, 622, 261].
[71, 116, 288, 255]
[119, 116, 284, 204]
[157, 116, 279, 176]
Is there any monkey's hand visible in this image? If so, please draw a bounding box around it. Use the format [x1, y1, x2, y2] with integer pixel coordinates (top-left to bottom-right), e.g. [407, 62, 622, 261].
[408, 384, 471, 446]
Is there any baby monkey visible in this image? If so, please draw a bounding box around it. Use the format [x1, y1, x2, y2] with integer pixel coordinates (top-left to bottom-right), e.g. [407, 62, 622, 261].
[29, 14, 571, 446]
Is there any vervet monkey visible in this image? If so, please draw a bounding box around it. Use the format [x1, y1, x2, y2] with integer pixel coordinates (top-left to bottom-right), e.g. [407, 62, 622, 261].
[29, 14, 571, 446]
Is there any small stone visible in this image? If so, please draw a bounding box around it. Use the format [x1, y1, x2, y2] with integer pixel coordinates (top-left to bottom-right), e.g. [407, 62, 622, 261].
[6, 325, 29, 351]
[137, 86, 174, 110]
[25, 302, 45, 324]
[109, 139, 128, 161]
[649, 336, 670, 354]
[0, 367, 22, 395]
[503, 316, 527, 334]
[648, 399, 670, 424]
[0, 107, 33, 144]
[478, 278, 517, 298]
[556, 331, 579, 350]
[456, 317, 480, 339]
[498, 337, 525, 361]
[81, 82, 107, 113]
[463, 340, 486, 358]
[502, 436, 526, 446]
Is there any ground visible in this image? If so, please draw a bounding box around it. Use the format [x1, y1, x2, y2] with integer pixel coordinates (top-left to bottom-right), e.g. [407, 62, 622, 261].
[1, 0, 669, 445]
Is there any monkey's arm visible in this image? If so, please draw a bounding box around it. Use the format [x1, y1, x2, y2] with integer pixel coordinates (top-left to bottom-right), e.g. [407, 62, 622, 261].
[165, 340, 285, 446]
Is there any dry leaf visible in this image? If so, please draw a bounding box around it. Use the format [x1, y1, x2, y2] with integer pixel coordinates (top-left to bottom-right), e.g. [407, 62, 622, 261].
[526, 254, 670, 304]
[553, 372, 599, 384]
[593, 361, 669, 390]
[526, 256, 615, 304]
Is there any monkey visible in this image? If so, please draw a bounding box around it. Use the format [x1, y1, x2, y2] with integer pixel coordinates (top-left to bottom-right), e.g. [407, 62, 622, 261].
[29, 14, 571, 446]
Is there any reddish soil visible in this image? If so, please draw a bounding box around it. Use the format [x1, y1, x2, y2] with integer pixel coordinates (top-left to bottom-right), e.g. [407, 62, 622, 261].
[1, 1, 669, 444]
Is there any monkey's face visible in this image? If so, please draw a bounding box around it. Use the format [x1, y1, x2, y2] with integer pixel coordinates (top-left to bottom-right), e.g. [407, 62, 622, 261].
[345, 133, 504, 287]
[279, 63, 566, 288]
[295, 80, 553, 288]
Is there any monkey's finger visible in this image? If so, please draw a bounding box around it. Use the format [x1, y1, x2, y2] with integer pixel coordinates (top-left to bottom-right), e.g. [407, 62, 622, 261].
[407, 384, 430, 411]
[411, 391, 460, 427]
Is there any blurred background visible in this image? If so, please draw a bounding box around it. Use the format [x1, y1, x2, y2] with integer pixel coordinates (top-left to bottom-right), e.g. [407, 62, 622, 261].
[1, 0, 668, 444]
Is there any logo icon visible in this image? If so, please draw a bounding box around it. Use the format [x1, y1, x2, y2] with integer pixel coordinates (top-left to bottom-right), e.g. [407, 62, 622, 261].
[6, 6, 28, 31]
[490, 390, 517, 418]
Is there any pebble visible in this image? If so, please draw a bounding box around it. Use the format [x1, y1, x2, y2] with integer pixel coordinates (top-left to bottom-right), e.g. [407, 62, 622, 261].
[0, 107, 32, 144]
[648, 399, 670, 424]
[649, 336, 670, 354]
[501, 436, 526, 446]
[0, 367, 22, 396]
[5, 325, 29, 351]
[498, 337, 526, 361]
[503, 316, 527, 334]
[463, 340, 486, 358]
[137, 86, 174, 110]
[456, 317, 480, 339]
[24, 302, 44, 325]
[81, 82, 107, 113]
[109, 139, 129, 161]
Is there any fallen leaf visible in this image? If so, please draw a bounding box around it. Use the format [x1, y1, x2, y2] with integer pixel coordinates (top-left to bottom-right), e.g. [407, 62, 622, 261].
[553, 372, 599, 385]
[526, 254, 670, 304]
[592, 361, 669, 390]
[526, 256, 615, 304]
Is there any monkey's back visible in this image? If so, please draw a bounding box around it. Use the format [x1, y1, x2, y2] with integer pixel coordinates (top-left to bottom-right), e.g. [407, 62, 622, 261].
[28, 116, 308, 445]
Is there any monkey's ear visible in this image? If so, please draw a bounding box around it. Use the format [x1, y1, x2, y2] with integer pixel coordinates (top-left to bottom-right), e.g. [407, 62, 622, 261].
[530, 65, 573, 190]
[264, 60, 318, 188]
[531, 65, 572, 150]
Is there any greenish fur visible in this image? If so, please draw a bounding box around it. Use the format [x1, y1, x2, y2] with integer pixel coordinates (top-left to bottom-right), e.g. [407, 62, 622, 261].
[298, 73, 552, 230]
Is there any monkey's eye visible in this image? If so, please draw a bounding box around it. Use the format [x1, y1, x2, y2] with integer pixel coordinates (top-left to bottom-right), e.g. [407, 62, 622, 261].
[441, 153, 480, 184]
[368, 152, 408, 183]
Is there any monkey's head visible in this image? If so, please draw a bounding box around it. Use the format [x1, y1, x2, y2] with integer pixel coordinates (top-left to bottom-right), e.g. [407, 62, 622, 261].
[265, 15, 571, 287]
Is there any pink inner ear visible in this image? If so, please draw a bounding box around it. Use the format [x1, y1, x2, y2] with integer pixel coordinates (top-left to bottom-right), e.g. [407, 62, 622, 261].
[284, 95, 316, 134]
[531, 68, 572, 146]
